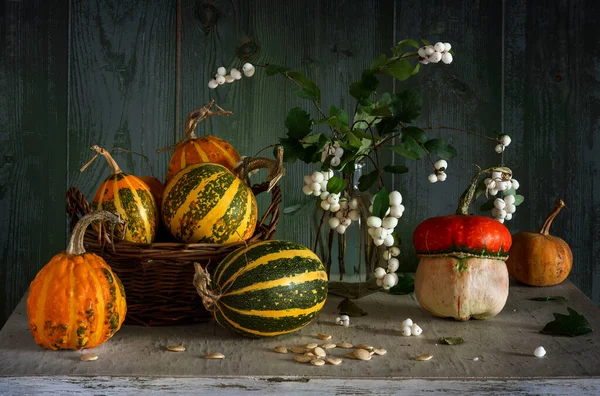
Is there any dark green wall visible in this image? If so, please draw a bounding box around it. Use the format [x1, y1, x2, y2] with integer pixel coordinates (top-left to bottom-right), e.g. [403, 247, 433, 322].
[1, 0, 599, 328]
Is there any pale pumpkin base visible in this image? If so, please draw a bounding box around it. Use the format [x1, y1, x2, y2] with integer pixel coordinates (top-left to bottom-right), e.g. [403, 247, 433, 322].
[415, 256, 509, 321]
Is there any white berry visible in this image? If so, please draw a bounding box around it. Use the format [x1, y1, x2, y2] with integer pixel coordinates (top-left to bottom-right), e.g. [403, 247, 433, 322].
[328, 217, 340, 229]
[391, 246, 400, 256]
[500, 135, 512, 147]
[312, 171, 324, 183]
[428, 173, 438, 183]
[425, 45, 435, 55]
[418, 47, 428, 57]
[495, 144, 505, 153]
[329, 203, 341, 212]
[434, 159, 448, 170]
[217, 66, 227, 76]
[511, 179, 520, 190]
[443, 42, 452, 51]
[348, 210, 360, 221]
[230, 68, 242, 80]
[302, 185, 312, 195]
[387, 258, 399, 272]
[216, 75, 226, 85]
[534, 346, 546, 358]
[505, 213, 513, 220]
[382, 217, 398, 229]
[327, 194, 339, 205]
[382, 273, 396, 288]
[494, 198, 506, 210]
[367, 216, 382, 228]
[442, 52, 453, 64]
[330, 157, 341, 166]
[336, 225, 347, 234]
[505, 204, 516, 214]
[349, 198, 359, 210]
[401, 318, 413, 327]
[383, 250, 392, 260]
[383, 234, 395, 247]
[434, 42, 445, 52]
[389, 191, 403, 206]
[374, 267, 386, 279]
[244, 68, 256, 77]
[411, 324, 423, 336]
[208, 79, 218, 89]
[437, 172, 447, 182]
[376, 278, 383, 287]
[401, 325, 412, 336]
[504, 195, 516, 205]
[242, 62, 254, 72]
[429, 51, 442, 63]
[334, 147, 344, 157]
[389, 205, 405, 218]
[320, 201, 330, 211]
[373, 238, 385, 246]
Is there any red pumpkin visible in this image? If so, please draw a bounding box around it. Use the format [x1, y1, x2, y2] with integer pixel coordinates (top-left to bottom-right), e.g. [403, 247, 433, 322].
[413, 167, 513, 321]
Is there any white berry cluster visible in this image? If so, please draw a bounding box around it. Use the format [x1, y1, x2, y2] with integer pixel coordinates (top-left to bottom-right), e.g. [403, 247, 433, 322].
[374, 246, 400, 290]
[495, 134, 512, 153]
[207, 63, 256, 89]
[326, 197, 360, 235]
[418, 42, 453, 65]
[301, 170, 334, 197]
[485, 170, 520, 223]
[427, 159, 449, 183]
[321, 141, 344, 167]
[335, 314, 350, 326]
[400, 318, 423, 336]
[367, 190, 405, 247]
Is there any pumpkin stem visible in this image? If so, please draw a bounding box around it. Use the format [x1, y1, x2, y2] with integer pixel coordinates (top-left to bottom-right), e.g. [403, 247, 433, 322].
[193, 263, 222, 311]
[456, 166, 512, 215]
[156, 100, 233, 153]
[234, 145, 285, 192]
[66, 211, 125, 255]
[80, 145, 123, 175]
[540, 200, 566, 235]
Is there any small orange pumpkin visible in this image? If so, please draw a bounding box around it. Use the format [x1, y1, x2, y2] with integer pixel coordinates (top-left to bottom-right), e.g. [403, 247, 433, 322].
[162, 102, 241, 184]
[506, 200, 573, 286]
[27, 211, 127, 350]
[138, 175, 164, 205]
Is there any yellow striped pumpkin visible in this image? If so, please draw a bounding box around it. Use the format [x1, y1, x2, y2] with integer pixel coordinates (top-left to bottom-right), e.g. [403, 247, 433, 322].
[203, 240, 328, 337]
[27, 211, 127, 350]
[162, 163, 257, 244]
[91, 146, 158, 244]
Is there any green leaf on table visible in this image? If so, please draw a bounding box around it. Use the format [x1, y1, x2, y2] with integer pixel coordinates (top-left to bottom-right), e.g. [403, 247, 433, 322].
[424, 138, 457, 160]
[391, 90, 422, 123]
[377, 117, 399, 136]
[530, 296, 568, 302]
[326, 175, 347, 194]
[286, 71, 321, 101]
[264, 64, 290, 76]
[337, 298, 367, 317]
[438, 337, 465, 345]
[382, 59, 414, 81]
[389, 274, 415, 295]
[284, 107, 312, 139]
[358, 170, 379, 192]
[383, 164, 409, 174]
[540, 307, 594, 337]
[514, 194, 525, 206]
[480, 198, 495, 212]
[372, 187, 390, 219]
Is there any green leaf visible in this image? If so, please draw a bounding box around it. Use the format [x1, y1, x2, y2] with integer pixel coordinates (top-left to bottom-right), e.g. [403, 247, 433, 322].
[376, 117, 399, 136]
[389, 127, 427, 160]
[264, 64, 290, 76]
[383, 164, 409, 174]
[389, 274, 414, 295]
[390, 145, 422, 160]
[503, 188, 517, 196]
[286, 71, 321, 101]
[421, 38, 432, 46]
[438, 337, 465, 345]
[514, 194, 525, 206]
[276, 139, 303, 164]
[402, 126, 428, 143]
[424, 138, 458, 160]
[412, 62, 421, 75]
[330, 105, 349, 127]
[372, 187, 389, 219]
[480, 198, 495, 211]
[370, 53, 388, 71]
[475, 179, 488, 200]
[530, 296, 568, 302]
[396, 39, 421, 49]
[337, 298, 367, 317]
[326, 176, 347, 194]
[284, 107, 312, 139]
[350, 70, 379, 102]
[358, 170, 379, 192]
[392, 90, 423, 123]
[540, 307, 594, 337]
[366, 103, 393, 117]
[382, 59, 414, 81]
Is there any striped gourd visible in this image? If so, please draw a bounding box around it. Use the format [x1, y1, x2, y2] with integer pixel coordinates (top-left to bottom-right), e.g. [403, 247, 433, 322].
[165, 135, 241, 184]
[27, 211, 127, 350]
[90, 146, 158, 244]
[201, 240, 328, 338]
[162, 163, 257, 244]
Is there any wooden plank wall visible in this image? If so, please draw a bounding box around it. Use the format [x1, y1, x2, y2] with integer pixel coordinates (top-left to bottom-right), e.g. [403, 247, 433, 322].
[1, 0, 599, 327]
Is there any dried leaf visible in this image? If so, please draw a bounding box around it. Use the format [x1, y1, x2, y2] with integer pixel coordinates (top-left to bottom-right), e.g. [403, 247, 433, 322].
[337, 298, 367, 317]
[438, 337, 464, 345]
[540, 307, 594, 337]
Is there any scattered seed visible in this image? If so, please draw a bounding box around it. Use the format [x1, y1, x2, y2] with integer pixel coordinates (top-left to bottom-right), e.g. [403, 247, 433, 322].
[337, 342, 353, 349]
[317, 333, 332, 340]
[167, 345, 185, 352]
[373, 348, 387, 355]
[473, 357, 480, 361]
[206, 353, 225, 359]
[313, 347, 326, 357]
[321, 343, 337, 349]
[311, 358, 326, 366]
[291, 347, 307, 354]
[80, 353, 98, 362]
[304, 343, 318, 349]
[354, 349, 372, 361]
[357, 344, 373, 351]
[416, 354, 433, 361]
[346, 352, 357, 359]
[294, 355, 313, 363]
[273, 346, 287, 354]
[304, 352, 316, 357]
[325, 357, 343, 365]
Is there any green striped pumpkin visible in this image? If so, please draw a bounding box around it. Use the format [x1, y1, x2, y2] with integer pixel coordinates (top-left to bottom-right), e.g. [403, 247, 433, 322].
[162, 163, 258, 244]
[208, 240, 328, 337]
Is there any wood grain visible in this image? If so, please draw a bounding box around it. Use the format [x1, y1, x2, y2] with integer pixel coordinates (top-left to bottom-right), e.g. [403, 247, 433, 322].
[0, 0, 68, 326]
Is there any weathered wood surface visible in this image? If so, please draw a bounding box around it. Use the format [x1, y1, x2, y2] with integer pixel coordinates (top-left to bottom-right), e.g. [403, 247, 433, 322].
[0, 281, 599, 394]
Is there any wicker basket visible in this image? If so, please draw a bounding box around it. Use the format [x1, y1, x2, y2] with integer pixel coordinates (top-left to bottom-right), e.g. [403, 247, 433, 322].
[65, 182, 281, 326]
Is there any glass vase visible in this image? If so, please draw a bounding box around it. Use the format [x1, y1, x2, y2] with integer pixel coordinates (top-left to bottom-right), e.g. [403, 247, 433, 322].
[311, 162, 379, 299]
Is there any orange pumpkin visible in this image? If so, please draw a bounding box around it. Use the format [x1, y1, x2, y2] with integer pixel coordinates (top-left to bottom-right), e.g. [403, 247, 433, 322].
[27, 211, 127, 350]
[138, 175, 165, 205]
[506, 200, 573, 286]
[163, 103, 241, 184]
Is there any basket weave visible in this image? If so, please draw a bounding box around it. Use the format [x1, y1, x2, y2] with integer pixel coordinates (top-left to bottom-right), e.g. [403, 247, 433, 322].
[66, 182, 281, 326]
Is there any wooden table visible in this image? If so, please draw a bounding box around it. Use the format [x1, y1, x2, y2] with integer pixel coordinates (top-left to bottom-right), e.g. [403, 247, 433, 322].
[1, 280, 599, 395]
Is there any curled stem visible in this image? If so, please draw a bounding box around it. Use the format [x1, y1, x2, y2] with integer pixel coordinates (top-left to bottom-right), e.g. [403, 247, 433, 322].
[456, 166, 512, 215]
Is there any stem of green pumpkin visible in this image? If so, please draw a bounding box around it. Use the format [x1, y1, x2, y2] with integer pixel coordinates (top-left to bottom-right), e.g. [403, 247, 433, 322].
[456, 166, 513, 216]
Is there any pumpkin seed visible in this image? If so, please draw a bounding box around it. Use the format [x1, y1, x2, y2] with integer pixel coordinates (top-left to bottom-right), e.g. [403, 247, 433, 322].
[304, 352, 316, 357]
[321, 343, 337, 349]
[325, 357, 343, 365]
[206, 353, 225, 359]
[357, 344, 373, 351]
[167, 345, 185, 352]
[354, 349, 372, 361]
[311, 358, 326, 366]
[304, 343, 318, 349]
[337, 342, 353, 349]
[373, 348, 387, 356]
[313, 347, 326, 357]
[273, 346, 287, 354]
[416, 354, 433, 361]
[346, 352, 357, 359]
[291, 347, 307, 354]
[80, 353, 98, 362]
[317, 333, 332, 340]
[294, 355, 313, 363]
